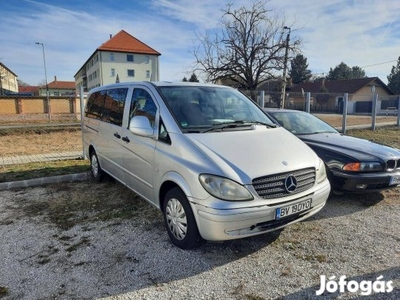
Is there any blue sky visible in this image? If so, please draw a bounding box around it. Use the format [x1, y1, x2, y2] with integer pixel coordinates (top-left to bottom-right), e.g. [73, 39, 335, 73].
[1, 0, 399, 85]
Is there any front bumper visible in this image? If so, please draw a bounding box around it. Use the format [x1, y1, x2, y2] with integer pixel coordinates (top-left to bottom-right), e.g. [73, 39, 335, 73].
[331, 169, 400, 193]
[192, 180, 330, 241]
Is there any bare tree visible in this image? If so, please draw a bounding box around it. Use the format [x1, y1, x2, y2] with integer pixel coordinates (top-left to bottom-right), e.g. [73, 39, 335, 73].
[193, 0, 300, 99]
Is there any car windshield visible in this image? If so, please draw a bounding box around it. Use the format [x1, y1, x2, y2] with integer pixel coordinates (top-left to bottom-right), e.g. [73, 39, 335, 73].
[158, 85, 276, 133]
[269, 111, 338, 135]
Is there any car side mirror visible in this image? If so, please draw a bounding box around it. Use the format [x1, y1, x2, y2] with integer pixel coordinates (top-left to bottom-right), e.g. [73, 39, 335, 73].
[129, 116, 154, 137]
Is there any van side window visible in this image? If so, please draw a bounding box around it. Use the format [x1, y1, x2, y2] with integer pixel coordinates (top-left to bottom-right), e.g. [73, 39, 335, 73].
[101, 88, 128, 126]
[130, 88, 157, 127]
[85, 90, 106, 119]
[159, 118, 171, 144]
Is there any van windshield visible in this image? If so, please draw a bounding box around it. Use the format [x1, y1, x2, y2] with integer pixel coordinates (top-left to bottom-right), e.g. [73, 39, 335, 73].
[158, 86, 275, 133]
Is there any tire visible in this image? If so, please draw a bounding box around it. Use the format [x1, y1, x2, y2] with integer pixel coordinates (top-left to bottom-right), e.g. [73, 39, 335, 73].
[163, 187, 203, 249]
[90, 150, 104, 182]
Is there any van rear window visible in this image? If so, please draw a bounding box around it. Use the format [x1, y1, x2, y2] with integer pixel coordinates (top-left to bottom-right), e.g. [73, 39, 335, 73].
[85, 88, 128, 126]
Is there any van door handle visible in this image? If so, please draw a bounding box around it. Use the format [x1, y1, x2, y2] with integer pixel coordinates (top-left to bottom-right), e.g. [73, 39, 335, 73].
[114, 132, 121, 139]
[122, 136, 130, 143]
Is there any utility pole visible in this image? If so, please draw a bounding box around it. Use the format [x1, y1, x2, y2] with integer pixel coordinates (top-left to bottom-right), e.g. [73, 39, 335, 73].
[280, 26, 291, 109]
[35, 42, 51, 122]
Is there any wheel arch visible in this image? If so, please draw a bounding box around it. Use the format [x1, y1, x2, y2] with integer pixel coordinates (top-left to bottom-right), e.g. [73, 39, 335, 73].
[158, 172, 193, 211]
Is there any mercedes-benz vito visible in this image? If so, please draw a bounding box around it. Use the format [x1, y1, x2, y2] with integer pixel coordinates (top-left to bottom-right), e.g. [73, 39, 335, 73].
[82, 82, 330, 249]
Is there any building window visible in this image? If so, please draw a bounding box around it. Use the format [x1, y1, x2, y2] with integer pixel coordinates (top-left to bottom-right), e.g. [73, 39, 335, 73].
[111, 68, 115, 77]
[127, 69, 135, 77]
[127, 54, 134, 62]
[110, 53, 114, 61]
[146, 70, 150, 78]
[54, 92, 60, 96]
[145, 56, 149, 64]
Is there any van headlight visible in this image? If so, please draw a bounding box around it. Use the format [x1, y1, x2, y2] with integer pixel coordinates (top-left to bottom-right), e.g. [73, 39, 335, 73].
[316, 158, 327, 184]
[199, 174, 253, 201]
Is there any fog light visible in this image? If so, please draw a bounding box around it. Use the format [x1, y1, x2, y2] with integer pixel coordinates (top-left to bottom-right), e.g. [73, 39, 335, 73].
[356, 184, 368, 189]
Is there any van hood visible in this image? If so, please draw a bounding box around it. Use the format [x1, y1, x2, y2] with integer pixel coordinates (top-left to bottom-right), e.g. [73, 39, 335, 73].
[186, 127, 318, 184]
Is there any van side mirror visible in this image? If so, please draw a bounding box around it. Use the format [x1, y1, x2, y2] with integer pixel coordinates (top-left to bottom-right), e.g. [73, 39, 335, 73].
[129, 116, 154, 137]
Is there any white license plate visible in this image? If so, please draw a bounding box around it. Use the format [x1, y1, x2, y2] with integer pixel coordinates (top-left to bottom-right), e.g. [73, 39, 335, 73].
[389, 176, 400, 186]
[275, 199, 312, 220]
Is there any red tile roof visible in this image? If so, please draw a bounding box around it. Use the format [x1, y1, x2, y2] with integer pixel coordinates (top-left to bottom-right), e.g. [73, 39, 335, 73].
[98, 30, 161, 55]
[46, 80, 75, 89]
[18, 86, 39, 94]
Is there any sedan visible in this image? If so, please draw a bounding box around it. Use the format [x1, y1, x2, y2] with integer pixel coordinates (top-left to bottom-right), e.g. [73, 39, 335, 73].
[264, 108, 400, 194]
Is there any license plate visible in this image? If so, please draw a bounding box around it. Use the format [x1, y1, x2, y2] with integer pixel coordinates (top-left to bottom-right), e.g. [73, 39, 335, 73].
[389, 176, 400, 186]
[275, 199, 312, 220]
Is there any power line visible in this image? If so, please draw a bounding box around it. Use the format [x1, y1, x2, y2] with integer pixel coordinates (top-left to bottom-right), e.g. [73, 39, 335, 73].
[361, 60, 397, 68]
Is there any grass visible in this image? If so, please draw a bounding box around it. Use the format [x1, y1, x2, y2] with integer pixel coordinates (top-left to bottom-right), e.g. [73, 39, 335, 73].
[346, 126, 400, 149]
[0, 159, 90, 183]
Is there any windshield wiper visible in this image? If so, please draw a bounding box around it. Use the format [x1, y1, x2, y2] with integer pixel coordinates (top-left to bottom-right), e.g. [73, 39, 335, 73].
[202, 121, 250, 133]
[203, 120, 276, 133]
[246, 121, 277, 128]
[297, 130, 337, 135]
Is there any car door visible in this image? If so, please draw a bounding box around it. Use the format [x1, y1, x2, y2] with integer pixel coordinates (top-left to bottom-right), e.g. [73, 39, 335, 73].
[119, 87, 158, 202]
[97, 87, 129, 183]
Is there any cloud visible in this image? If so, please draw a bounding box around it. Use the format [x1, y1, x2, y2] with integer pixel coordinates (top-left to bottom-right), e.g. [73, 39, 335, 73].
[1, 0, 399, 85]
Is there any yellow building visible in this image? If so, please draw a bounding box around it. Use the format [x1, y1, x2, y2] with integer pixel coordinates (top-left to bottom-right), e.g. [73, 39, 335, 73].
[0, 62, 18, 95]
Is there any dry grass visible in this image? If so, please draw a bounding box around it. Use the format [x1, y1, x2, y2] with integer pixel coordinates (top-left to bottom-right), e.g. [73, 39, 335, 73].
[0, 127, 82, 156]
[316, 113, 398, 127]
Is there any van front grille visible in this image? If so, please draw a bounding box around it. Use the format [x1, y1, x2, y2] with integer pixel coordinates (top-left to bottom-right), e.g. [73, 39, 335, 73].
[252, 167, 316, 199]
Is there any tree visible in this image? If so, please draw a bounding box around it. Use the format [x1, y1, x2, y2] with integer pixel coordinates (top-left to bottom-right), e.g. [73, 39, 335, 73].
[289, 54, 312, 84]
[188, 73, 200, 82]
[326, 62, 366, 80]
[193, 0, 300, 98]
[315, 80, 330, 107]
[387, 56, 400, 94]
[182, 77, 188, 82]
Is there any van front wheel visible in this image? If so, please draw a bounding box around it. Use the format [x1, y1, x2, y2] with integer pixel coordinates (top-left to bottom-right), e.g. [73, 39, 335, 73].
[90, 151, 104, 182]
[163, 187, 203, 249]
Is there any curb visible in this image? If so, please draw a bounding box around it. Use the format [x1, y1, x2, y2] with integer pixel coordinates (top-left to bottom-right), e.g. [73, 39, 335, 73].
[0, 172, 91, 191]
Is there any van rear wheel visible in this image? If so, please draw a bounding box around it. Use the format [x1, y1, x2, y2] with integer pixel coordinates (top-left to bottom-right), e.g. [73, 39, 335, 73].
[163, 187, 203, 249]
[90, 151, 104, 182]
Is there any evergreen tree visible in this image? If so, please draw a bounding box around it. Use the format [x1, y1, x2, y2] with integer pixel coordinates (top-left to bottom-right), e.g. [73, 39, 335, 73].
[289, 54, 312, 84]
[326, 62, 366, 80]
[387, 56, 400, 94]
[188, 73, 199, 82]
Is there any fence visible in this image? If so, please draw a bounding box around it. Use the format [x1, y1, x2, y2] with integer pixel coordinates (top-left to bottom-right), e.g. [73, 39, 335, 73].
[0, 95, 82, 124]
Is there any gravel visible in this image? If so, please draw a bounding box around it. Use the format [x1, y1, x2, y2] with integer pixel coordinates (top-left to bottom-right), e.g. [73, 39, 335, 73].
[0, 182, 399, 300]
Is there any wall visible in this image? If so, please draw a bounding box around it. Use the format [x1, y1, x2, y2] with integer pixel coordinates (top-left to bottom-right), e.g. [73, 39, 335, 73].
[0, 96, 82, 115]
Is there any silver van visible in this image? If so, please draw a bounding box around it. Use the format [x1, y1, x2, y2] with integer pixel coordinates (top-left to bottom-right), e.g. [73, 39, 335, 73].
[83, 82, 330, 249]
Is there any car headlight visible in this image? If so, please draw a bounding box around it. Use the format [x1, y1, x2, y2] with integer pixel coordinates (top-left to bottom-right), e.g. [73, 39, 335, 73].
[199, 174, 253, 201]
[316, 158, 327, 183]
[343, 162, 383, 172]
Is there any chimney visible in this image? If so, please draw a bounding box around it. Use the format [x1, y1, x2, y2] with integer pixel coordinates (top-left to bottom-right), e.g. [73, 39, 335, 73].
[54, 76, 57, 83]
[110, 34, 112, 39]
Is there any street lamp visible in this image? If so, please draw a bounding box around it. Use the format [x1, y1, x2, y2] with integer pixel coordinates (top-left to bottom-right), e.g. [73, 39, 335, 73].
[280, 26, 291, 109]
[35, 42, 50, 121]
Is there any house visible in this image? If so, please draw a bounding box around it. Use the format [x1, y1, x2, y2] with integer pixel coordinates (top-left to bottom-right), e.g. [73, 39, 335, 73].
[74, 30, 161, 93]
[286, 77, 397, 114]
[39, 76, 75, 97]
[0, 62, 18, 95]
[18, 85, 39, 96]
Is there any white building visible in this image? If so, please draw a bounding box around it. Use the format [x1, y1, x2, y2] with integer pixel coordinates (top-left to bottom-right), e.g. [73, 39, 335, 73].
[74, 30, 161, 93]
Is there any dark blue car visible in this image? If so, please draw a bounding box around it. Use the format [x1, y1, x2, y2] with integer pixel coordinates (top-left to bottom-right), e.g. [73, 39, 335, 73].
[265, 108, 400, 194]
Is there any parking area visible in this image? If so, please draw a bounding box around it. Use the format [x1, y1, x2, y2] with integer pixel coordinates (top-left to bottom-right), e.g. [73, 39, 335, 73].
[0, 181, 399, 299]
